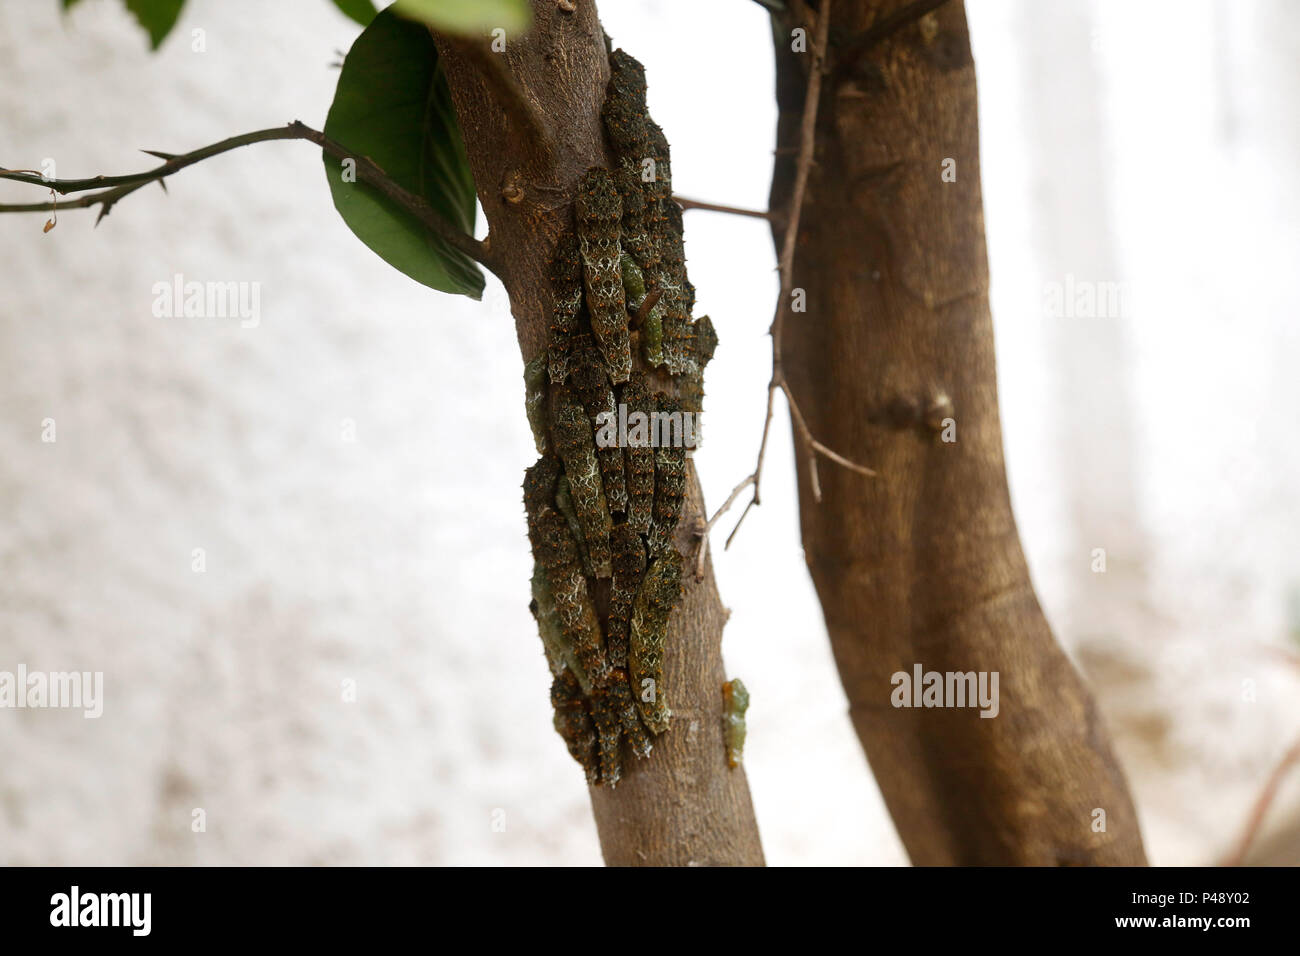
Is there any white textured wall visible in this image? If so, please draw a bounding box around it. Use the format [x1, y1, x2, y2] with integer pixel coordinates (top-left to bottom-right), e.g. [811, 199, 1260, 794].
[0, 0, 1296, 866]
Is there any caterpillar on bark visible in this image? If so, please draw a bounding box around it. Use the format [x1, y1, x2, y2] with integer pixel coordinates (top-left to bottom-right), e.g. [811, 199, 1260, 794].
[722, 677, 750, 769]
[576, 167, 632, 384]
[523, 354, 549, 455]
[547, 232, 584, 386]
[554, 475, 594, 578]
[552, 669, 599, 784]
[629, 549, 682, 734]
[648, 394, 687, 556]
[569, 336, 628, 516]
[618, 377, 656, 536]
[553, 392, 613, 578]
[607, 522, 646, 668]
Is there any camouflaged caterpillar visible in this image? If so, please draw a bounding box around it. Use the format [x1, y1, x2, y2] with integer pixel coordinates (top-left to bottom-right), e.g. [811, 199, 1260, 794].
[607, 523, 646, 668]
[554, 475, 593, 578]
[524, 458, 609, 687]
[647, 394, 687, 556]
[576, 167, 632, 384]
[523, 354, 549, 455]
[553, 393, 613, 578]
[629, 549, 682, 734]
[681, 315, 718, 415]
[568, 336, 628, 516]
[547, 233, 584, 386]
[722, 678, 750, 769]
[552, 669, 599, 784]
[619, 377, 656, 536]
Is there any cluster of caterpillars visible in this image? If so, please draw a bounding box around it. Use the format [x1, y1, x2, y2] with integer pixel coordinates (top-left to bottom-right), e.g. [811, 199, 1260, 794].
[523, 48, 718, 787]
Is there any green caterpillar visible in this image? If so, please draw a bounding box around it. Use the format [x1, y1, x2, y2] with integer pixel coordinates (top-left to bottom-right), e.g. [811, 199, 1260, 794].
[722, 678, 750, 769]
[629, 549, 682, 734]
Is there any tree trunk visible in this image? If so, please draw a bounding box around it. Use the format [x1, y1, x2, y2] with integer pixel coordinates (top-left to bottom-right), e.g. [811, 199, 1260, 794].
[433, 0, 763, 866]
[769, 0, 1147, 865]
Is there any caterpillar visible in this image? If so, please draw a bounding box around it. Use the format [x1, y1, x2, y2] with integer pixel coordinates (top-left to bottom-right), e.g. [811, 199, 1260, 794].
[629, 549, 682, 734]
[529, 565, 569, 681]
[648, 394, 687, 556]
[568, 337, 628, 516]
[523, 354, 549, 455]
[554, 475, 594, 578]
[680, 315, 718, 415]
[607, 523, 646, 668]
[552, 669, 599, 784]
[620, 377, 656, 535]
[722, 678, 750, 769]
[610, 671, 651, 759]
[547, 232, 584, 386]
[589, 683, 626, 785]
[553, 392, 613, 578]
[576, 167, 631, 384]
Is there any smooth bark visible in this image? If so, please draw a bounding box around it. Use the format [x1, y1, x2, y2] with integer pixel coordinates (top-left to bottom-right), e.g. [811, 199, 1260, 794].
[769, 0, 1147, 864]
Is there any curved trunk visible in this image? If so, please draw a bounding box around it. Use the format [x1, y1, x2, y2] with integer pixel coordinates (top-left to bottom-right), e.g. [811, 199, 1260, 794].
[768, 0, 1146, 865]
[434, 0, 763, 866]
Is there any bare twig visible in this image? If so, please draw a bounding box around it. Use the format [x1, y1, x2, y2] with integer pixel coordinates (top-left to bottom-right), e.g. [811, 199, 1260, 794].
[693, 0, 874, 579]
[0, 121, 495, 269]
[674, 195, 775, 222]
[1221, 735, 1300, 866]
[634, 286, 664, 325]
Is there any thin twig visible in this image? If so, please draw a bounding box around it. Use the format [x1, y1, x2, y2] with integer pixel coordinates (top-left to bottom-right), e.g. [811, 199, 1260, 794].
[634, 286, 664, 325]
[1221, 735, 1300, 866]
[0, 121, 494, 269]
[693, 0, 874, 579]
[674, 195, 775, 221]
[836, 0, 953, 71]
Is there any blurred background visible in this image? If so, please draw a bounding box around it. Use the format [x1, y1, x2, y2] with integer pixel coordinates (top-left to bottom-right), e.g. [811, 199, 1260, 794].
[1, 0, 1296, 865]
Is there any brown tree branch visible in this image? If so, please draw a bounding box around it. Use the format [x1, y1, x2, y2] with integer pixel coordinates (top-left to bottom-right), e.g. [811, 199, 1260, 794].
[0, 122, 495, 269]
[769, 0, 1147, 864]
[674, 195, 774, 221]
[432, 0, 763, 866]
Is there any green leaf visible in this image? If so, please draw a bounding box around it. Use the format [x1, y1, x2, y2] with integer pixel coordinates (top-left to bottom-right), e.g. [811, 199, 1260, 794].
[391, 0, 531, 37]
[123, 0, 185, 50]
[323, 8, 483, 298]
[61, 0, 85, 11]
[328, 0, 378, 28]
